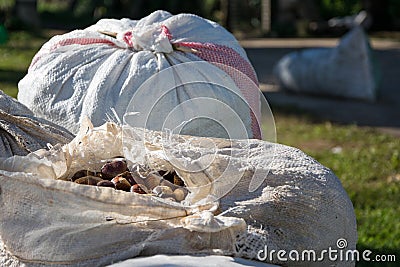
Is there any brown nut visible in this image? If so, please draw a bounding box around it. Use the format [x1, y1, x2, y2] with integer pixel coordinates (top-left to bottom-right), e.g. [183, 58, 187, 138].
[119, 171, 137, 186]
[71, 170, 95, 181]
[97, 180, 115, 188]
[160, 179, 178, 191]
[173, 188, 187, 202]
[75, 176, 103, 185]
[141, 172, 162, 189]
[101, 159, 128, 180]
[131, 184, 147, 194]
[153, 185, 174, 198]
[111, 176, 131, 191]
[173, 175, 185, 187]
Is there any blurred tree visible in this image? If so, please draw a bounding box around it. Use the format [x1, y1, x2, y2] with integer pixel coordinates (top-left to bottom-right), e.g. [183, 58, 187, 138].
[261, 0, 271, 34]
[0, 10, 8, 43]
[219, 0, 229, 27]
[15, 0, 40, 27]
[274, 0, 319, 36]
[68, 0, 78, 12]
[228, 0, 239, 31]
[318, 0, 361, 18]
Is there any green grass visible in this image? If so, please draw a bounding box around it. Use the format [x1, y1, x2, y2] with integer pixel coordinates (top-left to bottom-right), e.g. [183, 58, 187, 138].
[1, 30, 399, 266]
[273, 107, 400, 266]
[0, 31, 47, 98]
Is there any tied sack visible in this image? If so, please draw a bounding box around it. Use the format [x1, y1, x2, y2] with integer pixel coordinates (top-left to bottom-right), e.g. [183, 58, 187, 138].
[273, 26, 381, 102]
[18, 10, 262, 139]
[0, 121, 357, 266]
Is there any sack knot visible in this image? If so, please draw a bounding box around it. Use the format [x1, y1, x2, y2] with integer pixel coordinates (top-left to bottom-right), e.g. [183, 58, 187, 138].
[118, 24, 173, 53]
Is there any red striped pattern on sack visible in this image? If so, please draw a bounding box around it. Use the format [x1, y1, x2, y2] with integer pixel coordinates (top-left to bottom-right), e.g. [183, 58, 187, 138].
[161, 25, 173, 40]
[51, 38, 116, 50]
[176, 42, 262, 139]
[30, 37, 116, 69]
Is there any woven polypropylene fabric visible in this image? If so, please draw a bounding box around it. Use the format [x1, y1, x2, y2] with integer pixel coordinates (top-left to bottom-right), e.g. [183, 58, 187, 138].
[178, 42, 262, 139]
[0, 90, 74, 157]
[0, 122, 357, 266]
[18, 10, 261, 139]
[273, 26, 379, 101]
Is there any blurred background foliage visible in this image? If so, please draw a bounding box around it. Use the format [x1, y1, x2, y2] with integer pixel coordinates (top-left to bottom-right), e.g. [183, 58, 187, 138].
[0, 0, 399, 38]
[0, 1, 399, 266]
[318, 0, 362, 17]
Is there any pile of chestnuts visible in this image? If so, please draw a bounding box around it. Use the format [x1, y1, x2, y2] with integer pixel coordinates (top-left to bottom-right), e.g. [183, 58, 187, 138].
[69, 158, 188, 202]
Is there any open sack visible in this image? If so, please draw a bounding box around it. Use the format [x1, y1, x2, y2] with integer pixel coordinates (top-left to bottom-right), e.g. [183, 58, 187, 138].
[0, 121, 357, 266]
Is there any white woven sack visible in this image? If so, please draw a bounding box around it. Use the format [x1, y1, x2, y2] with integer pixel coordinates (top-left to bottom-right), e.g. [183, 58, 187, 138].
[0, 90, 74, 157]
[18, 10, 261, 139]
[0, 121, 357, 266]
[273, 26, 380, 101]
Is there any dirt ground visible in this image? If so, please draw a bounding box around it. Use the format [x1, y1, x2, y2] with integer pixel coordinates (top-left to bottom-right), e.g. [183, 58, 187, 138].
[241, 37, 400, 136]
